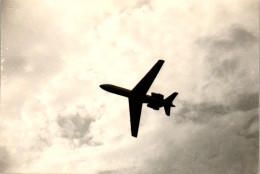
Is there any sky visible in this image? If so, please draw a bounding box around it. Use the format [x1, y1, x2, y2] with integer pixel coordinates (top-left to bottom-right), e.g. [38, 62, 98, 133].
[0, 0, 259, 173]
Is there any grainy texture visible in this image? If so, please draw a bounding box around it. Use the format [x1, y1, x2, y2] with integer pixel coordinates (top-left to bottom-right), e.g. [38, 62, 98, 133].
[1, 0, 258, 173]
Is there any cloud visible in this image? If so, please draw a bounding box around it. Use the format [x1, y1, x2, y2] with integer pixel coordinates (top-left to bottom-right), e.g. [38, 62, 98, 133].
[201, 27, 258, 51]
[57, 114, 93, 139]
[0, 0, 258, 173]
[57, 110, 101, 147]
[124, 15, 258, 174]
[130, 109, 258, 174]
[233, 92, 259, 112]
[177, 92, 258, 123]
[97, 170, 117, 174]
[191, 25, 259, 105]
[0, 146, 11, 173]
[142, 24, 259, 174]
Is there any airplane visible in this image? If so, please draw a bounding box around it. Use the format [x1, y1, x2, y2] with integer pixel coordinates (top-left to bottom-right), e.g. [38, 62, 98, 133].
[100, 60, 178, 137]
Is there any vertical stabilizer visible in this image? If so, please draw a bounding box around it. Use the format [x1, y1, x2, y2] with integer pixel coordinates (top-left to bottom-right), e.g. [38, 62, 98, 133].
[164, 92, 178, 116]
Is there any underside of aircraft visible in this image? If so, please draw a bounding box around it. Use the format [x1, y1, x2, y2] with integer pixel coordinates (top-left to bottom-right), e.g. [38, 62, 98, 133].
[100, 60, 178, 137]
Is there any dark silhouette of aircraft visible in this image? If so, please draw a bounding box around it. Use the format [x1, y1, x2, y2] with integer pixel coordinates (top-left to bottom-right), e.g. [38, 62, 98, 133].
[100, 60, 178, 137]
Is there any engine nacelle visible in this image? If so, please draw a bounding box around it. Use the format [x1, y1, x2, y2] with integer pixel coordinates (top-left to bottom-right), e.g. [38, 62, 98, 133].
[151, 92, 164, 99]
[147, 103, 159, 110]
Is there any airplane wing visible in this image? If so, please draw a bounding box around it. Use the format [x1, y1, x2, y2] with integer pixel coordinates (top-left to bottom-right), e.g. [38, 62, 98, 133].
[129, 60, 164, 137]
[129, 98, 143, 137]
[132, 60, 164, 95]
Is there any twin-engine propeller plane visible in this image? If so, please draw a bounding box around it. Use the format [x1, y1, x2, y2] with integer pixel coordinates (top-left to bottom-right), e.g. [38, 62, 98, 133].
[100, 60, 178, 137]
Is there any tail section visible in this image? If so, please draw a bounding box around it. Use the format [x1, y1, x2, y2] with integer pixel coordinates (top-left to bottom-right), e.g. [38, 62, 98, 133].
[164, 92, 178, 116]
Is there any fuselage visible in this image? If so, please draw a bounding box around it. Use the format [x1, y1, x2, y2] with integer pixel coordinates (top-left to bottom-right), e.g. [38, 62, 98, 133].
[100, 84, 131, 97]
[100, 84, 165, 107]
[100, 60, 177, 137]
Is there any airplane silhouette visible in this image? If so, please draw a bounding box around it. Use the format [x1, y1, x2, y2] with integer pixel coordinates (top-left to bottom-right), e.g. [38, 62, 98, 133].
[100, 60, 178, 137]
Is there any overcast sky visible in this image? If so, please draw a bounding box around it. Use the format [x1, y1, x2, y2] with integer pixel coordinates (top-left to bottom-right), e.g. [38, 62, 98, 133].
[0, 0, 259, 173]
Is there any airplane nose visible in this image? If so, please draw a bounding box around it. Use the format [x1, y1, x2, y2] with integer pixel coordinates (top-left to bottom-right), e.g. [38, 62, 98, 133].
[100, 84, 110, 90]
[100, 84, 105, 89]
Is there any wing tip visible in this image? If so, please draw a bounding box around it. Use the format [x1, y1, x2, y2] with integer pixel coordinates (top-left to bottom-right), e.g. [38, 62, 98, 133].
[158, 59, 165, 63]
[131, 131, 138, 138]
[131, 130, 138, 138]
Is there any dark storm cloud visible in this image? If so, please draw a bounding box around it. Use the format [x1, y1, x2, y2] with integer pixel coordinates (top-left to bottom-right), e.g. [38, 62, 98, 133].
[0, 146, 11, 173]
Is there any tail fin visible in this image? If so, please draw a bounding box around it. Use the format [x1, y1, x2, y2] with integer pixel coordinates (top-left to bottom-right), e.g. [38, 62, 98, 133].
[164, 92, 178, 116]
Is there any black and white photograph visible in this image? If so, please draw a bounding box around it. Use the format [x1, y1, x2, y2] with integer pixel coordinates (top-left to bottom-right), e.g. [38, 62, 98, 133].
[1, 0, 259, 173]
